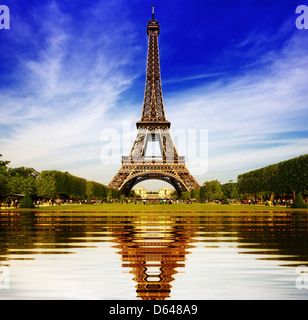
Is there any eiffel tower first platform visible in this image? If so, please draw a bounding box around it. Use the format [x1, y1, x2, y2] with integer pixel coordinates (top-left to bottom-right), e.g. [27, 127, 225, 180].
[108, 7, 200, 196]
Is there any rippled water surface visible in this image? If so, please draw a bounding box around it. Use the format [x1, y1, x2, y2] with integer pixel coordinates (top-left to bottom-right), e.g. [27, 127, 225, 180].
[1, 211, 308, 300]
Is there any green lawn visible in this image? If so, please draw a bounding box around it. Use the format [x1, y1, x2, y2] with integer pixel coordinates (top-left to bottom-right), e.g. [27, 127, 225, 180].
[1, 202, 307, 215]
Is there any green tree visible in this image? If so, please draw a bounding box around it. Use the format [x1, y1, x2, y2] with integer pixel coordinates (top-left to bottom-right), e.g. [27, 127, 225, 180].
[221, 181, 239, 200]
[190, 188, 200, 199]
[129, 189, 136, 198]
[181, 191, 191, 200]
[291, 193, 307, 208]
[86, 195, 94, 204]
[87, 181, 108, 200]
[202, 180, 223, 201]
[8, 167, 39, 196]
[36, 172, 57, 198]
[20, 191, 34, 208]
[0, 154, 10, 196]
[69, 174, 87, 199]
[199, 185, 206, 202]
[238, 154, 308, 200]
[110, 188, 121, 199]
[37, 170, 87, 199]
[222, 195, 229, 204]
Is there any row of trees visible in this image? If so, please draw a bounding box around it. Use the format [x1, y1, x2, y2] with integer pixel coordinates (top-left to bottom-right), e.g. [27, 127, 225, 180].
[181, 155, 308, 207]
[37, 170, 108, 200]
[0, 154, 120, 202]
[2, 153, 307, 206]
[237, 154, 308, 202]
[181, 180, 239, 203]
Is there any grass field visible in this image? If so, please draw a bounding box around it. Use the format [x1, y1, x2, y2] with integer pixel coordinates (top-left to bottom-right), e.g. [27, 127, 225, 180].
[1, 202, 307, 215]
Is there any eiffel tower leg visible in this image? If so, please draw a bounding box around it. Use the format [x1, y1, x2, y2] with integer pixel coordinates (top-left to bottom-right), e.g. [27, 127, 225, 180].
[108, 167, 130, 191]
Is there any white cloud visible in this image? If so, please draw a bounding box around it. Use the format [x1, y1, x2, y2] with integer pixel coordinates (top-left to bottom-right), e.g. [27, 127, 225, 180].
[0, 1, 140, 184]
[165, 31, 308, 183]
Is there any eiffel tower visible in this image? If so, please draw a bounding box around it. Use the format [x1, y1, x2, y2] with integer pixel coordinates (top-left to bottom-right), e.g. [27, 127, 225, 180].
[108, 6, 200, 196]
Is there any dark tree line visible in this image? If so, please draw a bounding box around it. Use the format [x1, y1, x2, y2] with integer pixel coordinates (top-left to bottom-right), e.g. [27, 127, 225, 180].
[237, 154, 308, 201]
[0, 155, 119, 202]
[183, 154, 307, 207]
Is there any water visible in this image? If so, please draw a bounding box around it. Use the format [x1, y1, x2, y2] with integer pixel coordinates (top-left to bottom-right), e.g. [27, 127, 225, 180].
[1, 211, 308, 300]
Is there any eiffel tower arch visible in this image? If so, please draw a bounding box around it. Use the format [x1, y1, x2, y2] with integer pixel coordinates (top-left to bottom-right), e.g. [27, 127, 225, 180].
[108, 7, 200, 196]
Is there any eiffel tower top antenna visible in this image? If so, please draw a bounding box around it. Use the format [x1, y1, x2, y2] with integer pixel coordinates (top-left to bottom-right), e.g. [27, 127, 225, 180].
[152, 5, 155, 20]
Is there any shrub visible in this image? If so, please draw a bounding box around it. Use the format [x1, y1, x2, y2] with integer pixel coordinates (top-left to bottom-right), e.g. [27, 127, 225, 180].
[222, 196, 229, 205]
[291, 193, 307, 208]
[20, 192, 34, 208]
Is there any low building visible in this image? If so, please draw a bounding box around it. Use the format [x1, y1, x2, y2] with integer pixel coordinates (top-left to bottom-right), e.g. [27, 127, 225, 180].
[135, 186, 148, 198]
[134, 186, 174, 199]
[158, 187, 173, 199]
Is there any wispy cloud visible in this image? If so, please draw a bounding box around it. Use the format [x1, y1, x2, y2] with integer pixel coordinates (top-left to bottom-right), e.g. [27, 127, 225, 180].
[165, 72, 224, 84]
[0, 1, 140, 183]
[165, 31, 308, 182]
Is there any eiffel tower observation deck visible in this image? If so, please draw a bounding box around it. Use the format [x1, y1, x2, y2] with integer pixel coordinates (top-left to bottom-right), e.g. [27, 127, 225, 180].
[108, 6, 200, 196]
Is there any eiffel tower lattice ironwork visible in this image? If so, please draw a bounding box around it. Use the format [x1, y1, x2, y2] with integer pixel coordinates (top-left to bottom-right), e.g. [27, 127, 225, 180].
[108, 7, 200, 196]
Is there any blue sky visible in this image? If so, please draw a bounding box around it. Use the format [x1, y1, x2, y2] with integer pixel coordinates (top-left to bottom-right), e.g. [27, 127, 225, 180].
[1, 0, 308, 189]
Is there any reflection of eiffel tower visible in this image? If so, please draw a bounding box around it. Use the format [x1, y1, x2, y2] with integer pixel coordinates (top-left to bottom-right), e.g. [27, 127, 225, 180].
[108, 6, 200, 196]
[110, 216, 198, 300]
